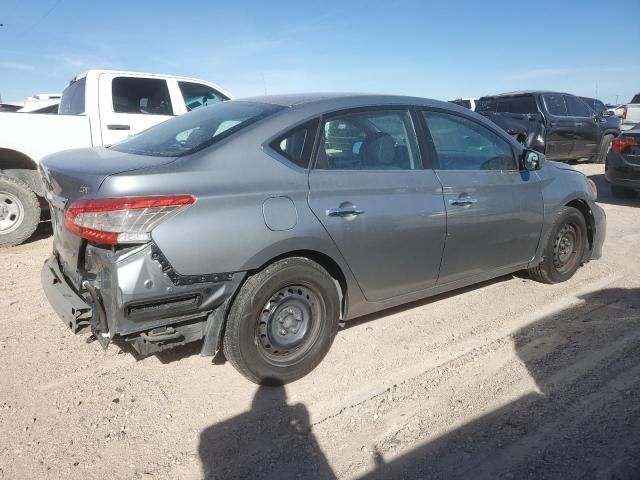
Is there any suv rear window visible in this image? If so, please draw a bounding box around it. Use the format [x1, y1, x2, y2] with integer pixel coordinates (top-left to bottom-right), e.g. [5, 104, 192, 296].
[476, 95, 537, 115]
[59, 78, 86, 115]
[110, 101, 283, 157]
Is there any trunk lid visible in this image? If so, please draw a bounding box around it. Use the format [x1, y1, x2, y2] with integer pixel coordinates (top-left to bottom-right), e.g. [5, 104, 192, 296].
[41, 147, 178, 285]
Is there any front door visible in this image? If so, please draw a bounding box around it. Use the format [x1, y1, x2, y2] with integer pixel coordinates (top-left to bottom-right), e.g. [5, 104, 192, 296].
[564, 94, 600, 158]
[98, 73, 175, 146]
[308, 108, 447, 302]
[420, 109, 544, 285]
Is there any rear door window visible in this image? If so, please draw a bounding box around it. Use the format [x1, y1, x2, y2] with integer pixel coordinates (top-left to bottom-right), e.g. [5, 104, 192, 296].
[112, 77, 173, 115]
[178, 82, 228, 111]
[423, 111, 516, 171]
[270, 119, 319, 169]
[543, 94, 568, 117]
[314, 109, 420, 170]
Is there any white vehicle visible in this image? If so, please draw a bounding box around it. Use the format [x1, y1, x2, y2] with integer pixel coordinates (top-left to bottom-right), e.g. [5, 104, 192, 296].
[18, 93, 62, 114]
[622, 93, 640, 131]
[448, 97, 478, 110]
[0, 69, 232, 246]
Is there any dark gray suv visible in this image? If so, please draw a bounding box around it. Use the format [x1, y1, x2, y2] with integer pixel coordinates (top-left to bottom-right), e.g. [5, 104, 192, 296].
[40, 94, 606, 384]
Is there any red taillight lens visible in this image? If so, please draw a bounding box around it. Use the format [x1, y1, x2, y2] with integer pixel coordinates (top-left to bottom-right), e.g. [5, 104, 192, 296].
[611, 136, 639, 154]
[64, 195, 196, 245]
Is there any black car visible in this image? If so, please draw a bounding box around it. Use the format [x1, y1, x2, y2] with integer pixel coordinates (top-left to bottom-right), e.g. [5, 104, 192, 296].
[476, 91, 620, 163]
[605, 123, 640, 198]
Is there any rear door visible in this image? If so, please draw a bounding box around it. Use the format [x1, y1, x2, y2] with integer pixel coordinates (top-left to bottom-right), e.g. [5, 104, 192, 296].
[98, 73, 175, 145]
[420, 109, 544, 285]
[308, 107, 447, 302]
[541, 93, 574, 159]
[564, 94, 600, 158]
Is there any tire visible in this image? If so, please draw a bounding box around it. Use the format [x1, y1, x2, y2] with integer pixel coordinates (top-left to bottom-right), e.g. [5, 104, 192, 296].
[223, 257, 340, 384]
[528, 206, 588, 284]
[610, 184, 637, 199]
[0, 175, 40, 247]
[594, 134, 614, 164]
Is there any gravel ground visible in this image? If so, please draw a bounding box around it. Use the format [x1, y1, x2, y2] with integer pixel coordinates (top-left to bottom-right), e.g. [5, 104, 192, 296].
[1, 163, 638, 479]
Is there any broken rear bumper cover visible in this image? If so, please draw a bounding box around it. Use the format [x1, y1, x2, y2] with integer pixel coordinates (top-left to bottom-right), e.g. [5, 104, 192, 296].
[41, 243, 245, 356]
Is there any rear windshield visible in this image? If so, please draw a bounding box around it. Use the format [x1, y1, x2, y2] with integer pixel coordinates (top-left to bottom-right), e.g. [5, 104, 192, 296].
[476, 95, 538, 115]
[631, 94, 640, 104]
[110, 101, 284, 157]
[59, 78, 86, 115]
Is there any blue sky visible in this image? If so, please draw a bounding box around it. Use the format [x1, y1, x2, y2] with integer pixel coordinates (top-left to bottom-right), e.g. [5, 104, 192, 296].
[0, 0, 638, 104]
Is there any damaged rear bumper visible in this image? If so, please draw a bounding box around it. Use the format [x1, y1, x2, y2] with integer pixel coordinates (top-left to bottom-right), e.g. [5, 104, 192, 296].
[41, 242, 245, 356]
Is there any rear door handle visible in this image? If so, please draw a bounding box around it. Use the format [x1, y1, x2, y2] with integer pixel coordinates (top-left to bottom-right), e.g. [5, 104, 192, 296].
[107, 124, 131, 131]
[327, 207, 366, 217]
[449, 197, 477, 206]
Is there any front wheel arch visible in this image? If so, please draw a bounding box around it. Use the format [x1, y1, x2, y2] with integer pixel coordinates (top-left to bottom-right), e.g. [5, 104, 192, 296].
[565, 199, 595, 256]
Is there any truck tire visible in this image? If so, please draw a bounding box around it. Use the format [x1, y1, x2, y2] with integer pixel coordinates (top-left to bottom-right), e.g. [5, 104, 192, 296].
[223, 257, 340, 384]
[0, 175, 41, 247]
[528, 206, 587, 284]
[594, 134, 614, 164]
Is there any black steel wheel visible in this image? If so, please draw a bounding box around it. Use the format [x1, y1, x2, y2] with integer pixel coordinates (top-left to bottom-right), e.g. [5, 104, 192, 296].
[223, 257, 340, 384]
[528, 206, 588, 284]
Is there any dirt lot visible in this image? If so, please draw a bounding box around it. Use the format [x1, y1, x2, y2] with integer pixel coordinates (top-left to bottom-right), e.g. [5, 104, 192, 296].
[1, 163, 639, 479]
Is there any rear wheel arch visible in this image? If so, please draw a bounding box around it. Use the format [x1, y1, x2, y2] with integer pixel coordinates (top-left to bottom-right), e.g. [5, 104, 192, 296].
[0, 149, 43, 196]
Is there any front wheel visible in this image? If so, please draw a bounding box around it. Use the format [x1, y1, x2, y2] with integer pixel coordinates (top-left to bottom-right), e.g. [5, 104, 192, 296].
[223, 257, 340, 384]
[0, 175, 41, 247]
[528, 207, 588, 284]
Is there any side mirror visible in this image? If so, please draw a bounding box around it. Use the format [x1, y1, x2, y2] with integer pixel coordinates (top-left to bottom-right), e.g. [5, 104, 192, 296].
[523, 149, 544, 170]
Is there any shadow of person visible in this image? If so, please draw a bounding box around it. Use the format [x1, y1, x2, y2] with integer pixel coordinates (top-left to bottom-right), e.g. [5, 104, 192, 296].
[361, 287, 640, 479]
[199, 384, 336, 480]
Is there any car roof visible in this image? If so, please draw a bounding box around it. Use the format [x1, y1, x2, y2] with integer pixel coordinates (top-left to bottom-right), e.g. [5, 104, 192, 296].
[479, 90, 570, 98]
[236, 92, 455, 110]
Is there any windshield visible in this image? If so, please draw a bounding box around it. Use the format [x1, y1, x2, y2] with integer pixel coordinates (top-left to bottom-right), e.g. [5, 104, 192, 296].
[110, 101, 284, 157]
[476, 95, 538, 115]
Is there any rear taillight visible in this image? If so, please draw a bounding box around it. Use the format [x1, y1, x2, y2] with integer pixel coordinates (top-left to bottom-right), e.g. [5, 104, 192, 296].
[64, 195, 196, 245]
[611, 136, 639, 154]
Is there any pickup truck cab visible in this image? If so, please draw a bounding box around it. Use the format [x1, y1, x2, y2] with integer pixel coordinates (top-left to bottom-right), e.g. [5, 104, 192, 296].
[622, 93, 640, 131]
[0, 70, 231, 247]
[476, 91, 620, 164]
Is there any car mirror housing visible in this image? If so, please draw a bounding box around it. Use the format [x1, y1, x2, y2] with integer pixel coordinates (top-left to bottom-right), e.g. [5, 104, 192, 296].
[523, 149, 544, 170]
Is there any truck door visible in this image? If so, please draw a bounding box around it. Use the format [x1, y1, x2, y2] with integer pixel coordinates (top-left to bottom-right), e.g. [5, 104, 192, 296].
[564, 94, 600, 159]
[98, 73, 175, 145]
[541, 93, 573, 160]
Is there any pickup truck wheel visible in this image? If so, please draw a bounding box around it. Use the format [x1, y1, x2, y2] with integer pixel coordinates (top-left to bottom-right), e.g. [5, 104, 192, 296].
[0, 175, 40, 247]
[594, 134, 614, 164]
[223, 257, 340, 384]
[528, 206, 587, 284]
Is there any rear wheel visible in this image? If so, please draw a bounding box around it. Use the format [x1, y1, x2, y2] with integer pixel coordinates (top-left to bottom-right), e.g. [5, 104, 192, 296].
[594, 134, 614, 164]
[0, 175, 40, 247]
[223, 257, 340, 384]
[528, 207, 587, 284]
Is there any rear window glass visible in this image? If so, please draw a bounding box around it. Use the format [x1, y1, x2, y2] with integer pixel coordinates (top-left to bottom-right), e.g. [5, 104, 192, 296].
[59, 78, 86, 115]
[270, 119, 319, 169]
[110, 101, 283, 157]
[476, 96, 537, 114]
[631, 94, 640, 104]
[112, 77, 173, 115]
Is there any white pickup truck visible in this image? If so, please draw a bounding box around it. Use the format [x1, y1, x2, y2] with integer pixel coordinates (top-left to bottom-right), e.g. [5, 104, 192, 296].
[622, 93, 640, 131]
[0, 69, 231, 246]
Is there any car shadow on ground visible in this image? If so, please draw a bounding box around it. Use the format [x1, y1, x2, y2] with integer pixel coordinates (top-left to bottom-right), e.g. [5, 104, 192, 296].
[23, 219, 52, 244]
[197, 287, 640, 479]
[589, 173, 640, 207]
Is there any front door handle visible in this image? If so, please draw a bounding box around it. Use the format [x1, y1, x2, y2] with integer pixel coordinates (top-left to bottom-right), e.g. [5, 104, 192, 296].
[449, 197, 477, 206]
[107, 124, 131, 131]
[327, 207, 366, 217]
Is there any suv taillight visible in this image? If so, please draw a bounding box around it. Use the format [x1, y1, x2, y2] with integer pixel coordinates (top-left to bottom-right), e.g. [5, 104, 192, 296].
[64, 195, 196, 245]
[611, 136, 639, 154]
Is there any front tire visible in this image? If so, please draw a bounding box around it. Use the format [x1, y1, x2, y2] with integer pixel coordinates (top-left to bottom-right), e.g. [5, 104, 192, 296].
[0, 175, 40, 247]
[528, 207, 588, 284]
[223, 257, 340, 384]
